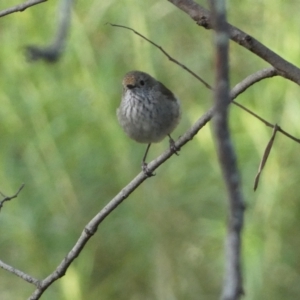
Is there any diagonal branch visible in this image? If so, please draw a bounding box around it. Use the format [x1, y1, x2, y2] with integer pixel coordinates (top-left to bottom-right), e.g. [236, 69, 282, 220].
[230, 68, 278, 99]
[0, 259, 40, 286]
[0, 0, 47, 18]
[232, 101, 300, 144]
[254, 124, 279, 191]
[109, 23, 213, 90]
[168, 0, 300, 85]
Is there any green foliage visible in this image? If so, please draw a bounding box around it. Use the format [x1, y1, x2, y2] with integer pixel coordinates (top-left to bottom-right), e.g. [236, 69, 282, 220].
[0, 0, 300, 299]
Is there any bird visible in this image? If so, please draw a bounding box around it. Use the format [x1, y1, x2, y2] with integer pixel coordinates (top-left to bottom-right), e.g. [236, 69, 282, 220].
[117, 70, 181, 175]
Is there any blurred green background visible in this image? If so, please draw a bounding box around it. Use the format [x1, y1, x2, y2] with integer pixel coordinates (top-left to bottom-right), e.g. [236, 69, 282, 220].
[1, 0, 300, 299]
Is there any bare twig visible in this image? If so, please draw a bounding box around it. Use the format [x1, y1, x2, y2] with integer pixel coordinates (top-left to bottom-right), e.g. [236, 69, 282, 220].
[109, 23, 213, 90]
[0, 259, 40, 286]
[230, 67, 278, 99]
[254, 124, 279, 191]
[232, 100, 300, 144]
[168, 0, 300, 86]
[0, 0, 47, 18]
[210, 1, 245, 299]
[0, 184, 25, 211]
[230, 70, 275, 100]
[26, 0, 73, 62]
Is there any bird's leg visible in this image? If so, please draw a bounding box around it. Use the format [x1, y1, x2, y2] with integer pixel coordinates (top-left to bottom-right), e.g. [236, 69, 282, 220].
[168, 134, 180, 156]
[141, 143, 155, 177]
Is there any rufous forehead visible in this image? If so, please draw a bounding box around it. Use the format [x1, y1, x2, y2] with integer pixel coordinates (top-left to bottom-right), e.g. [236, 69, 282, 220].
[122, 74, 137, 86]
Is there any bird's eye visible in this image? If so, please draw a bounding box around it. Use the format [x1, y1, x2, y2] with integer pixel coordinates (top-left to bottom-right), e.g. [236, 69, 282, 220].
[140, 80, 145, 86]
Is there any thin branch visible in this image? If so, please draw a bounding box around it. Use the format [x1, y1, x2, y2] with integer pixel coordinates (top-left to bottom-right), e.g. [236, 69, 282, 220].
[0, 0, 47, 18]
[26, 0, 73, 62]
[232, 101, 300, 144]
[276, 126, 300, 143]
[168, 0, 300, 86]
[0, 184, 25, 211]
[109, 23, 213, 90]
[0, 259, 40, 286]
[210, 1, 245, 299]
[230, 67, 278, 100]
[254, 124, 279, 191]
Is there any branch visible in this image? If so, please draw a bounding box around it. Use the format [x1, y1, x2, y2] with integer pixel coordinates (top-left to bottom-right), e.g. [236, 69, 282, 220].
[0, 184, 25, 212]
[254, 124, 279, 191]
[109, 23, 213, 90]
[0, 259, 40, 286]
[230, 67, 278, 100]
[0, 0, 47, 18]
[25, 0, 73, 62]
[232, 101, 300, 144]
[168, 0, 300, 85]
[210, 1, 245, 299]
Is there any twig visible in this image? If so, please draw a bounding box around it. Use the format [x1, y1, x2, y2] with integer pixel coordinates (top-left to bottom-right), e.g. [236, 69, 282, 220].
[232, 101, 300, 144]
[25, 0, 73, 62]
[0, 259, 40, 286]
[168, 0, 300, 86]
[109, 23, 213, 90]
[210, 1, 245, 299]
[0, 184, 25, 211]
[253, 124, 279, 191]
[0, 0, 47, 18]
[230, 67, 278, 99]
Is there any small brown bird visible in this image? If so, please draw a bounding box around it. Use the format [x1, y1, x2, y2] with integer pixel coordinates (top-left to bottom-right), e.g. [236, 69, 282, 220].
[117, 70, 181, 175]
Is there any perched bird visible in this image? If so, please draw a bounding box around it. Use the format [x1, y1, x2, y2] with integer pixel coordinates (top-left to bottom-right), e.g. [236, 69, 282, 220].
[117, 70, 181, 175]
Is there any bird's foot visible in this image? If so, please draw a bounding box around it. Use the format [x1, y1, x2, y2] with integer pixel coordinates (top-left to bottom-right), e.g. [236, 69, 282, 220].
[142, 162, 155, 177]
[169, 137, 180, 156]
